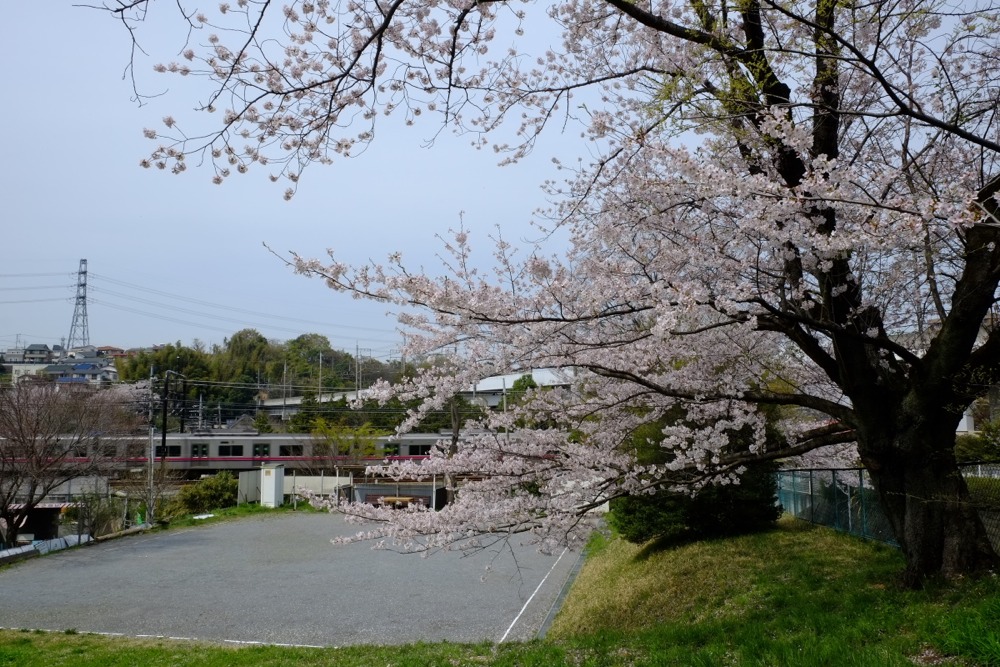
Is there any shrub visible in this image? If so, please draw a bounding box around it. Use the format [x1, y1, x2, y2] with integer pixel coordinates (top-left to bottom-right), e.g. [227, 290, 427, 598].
[609, 406, 783, 544]
[166, 471, 239, 516]
[956, 423, 1000, 463]
[609, 462, 781, 544]
[65, 492, 126, 537]
[684, 462, 782, 537]
[609, 493, 688, 544]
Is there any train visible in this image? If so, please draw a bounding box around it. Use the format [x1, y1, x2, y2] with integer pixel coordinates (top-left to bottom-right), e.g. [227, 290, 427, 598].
[62, 431, 448, 479]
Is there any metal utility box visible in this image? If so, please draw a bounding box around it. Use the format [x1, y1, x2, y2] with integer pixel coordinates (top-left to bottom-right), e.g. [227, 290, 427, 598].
[260, 464, 285, 508]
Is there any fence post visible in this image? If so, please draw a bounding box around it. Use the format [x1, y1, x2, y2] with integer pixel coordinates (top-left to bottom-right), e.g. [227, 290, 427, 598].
[859, 469, 866, 539]
[796, 471, 802, 516]
[809, 470, 815, 523]
[833, 470, 840, 531]
[846, 475, 853, 534]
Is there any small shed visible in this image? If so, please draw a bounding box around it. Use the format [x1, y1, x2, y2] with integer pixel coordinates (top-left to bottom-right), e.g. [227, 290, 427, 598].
[260, 464, 285, 508]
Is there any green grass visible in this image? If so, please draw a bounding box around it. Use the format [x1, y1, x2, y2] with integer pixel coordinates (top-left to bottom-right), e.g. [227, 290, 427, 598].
[161, 498, 318, 528]
[966, 476, 1000, 510]
[3, 516, 1000, 665]
[548, 517, 1000, 666]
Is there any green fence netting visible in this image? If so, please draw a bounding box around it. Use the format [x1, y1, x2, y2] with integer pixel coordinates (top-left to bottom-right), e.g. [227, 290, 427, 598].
[776, 465, 1000, 550]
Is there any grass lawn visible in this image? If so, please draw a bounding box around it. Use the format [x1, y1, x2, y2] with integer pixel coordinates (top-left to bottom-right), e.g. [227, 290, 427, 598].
[2, 516, 999, 666]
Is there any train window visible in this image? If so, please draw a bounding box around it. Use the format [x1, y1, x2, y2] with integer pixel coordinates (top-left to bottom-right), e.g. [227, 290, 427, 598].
[382, 443, 400, 456]
[279, 445, 303, 457]
[155, 445, 182, 457]
[409, 445, 432, 456]
[191, 443, 209, 458]
[253, 444, 271, 457]
[218, 445, 245, 457]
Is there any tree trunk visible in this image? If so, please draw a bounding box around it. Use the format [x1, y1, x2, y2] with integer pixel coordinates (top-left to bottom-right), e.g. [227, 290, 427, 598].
[0, 508, 24, 550]
[861, 423, 998, 587]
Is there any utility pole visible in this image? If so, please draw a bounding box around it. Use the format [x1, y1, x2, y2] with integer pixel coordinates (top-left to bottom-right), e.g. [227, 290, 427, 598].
[178, 378, 187, 434]
[154, 370, 185, 524]
[281, 360, 288, 421]
[400, 332, 406, 374]
[146, 365, 155, 525]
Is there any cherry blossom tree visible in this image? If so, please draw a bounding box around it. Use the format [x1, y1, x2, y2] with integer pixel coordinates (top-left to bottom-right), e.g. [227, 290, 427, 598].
[106, 0, 1000, 584]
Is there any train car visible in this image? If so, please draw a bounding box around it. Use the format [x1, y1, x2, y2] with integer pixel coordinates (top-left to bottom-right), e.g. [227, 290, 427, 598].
[2, 430, 458, 482]
[125, 430, 446, 477]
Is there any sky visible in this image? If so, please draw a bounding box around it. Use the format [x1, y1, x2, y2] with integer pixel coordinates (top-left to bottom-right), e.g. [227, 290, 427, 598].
[0, 2, 584, 363]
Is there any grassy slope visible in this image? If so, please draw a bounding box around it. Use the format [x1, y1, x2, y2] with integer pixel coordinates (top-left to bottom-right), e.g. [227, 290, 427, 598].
[2, 517, 1000, 666]
[548, 518, 1000, 666]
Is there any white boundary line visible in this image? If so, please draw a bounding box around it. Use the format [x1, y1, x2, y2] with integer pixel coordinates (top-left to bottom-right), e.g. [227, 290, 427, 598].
[498, 547, 568, 643]
[223, 639, 326, 648]
[0, 627, 325, 649]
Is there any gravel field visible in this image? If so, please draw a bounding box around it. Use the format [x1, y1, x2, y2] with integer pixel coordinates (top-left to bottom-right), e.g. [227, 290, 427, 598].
[0, 512, 581, 647]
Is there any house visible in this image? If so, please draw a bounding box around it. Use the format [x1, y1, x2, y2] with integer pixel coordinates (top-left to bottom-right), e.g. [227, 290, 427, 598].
[22, 344, 52, 364]
[10, 365, 49, 383]
[40, 361, 119, 386]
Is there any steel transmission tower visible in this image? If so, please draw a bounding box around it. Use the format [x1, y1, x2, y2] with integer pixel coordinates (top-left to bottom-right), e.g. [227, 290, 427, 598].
[67, 259, 90, 349]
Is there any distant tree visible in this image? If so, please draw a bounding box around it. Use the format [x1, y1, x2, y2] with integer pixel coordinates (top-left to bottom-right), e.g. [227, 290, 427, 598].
[115, 342, 211, 384]
[286, 333, 334, 386]
[319, 396, 408, 431]
[0, 384, 143, 547]
[287, 392, 319, 433]
[507, 374, 538, 402]
[510, 374, 538, 401]
[252, 412, 274, 434]
[116, 332, 402, 423]
[311, 419, 386, 466]
[210, 329, 282, 417]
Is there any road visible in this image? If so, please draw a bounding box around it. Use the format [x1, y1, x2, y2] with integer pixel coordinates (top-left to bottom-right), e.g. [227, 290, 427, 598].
[0, 512, 581, 647]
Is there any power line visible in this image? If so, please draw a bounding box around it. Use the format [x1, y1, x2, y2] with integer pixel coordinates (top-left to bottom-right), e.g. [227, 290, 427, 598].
[0, 298, 69, 305]
[0, 272, 73, 278]
[90, 297, 403, 346]
[3, 265, 408, 351]
[89, 298, 264, 336]
[89, 272, 398, 335]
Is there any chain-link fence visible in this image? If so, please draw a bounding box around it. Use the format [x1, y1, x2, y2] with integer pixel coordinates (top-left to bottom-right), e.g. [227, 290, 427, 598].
[776, 465, 1000, 550]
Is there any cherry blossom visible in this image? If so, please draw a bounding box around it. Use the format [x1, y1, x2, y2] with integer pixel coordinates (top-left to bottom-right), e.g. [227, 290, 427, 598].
[110, 0, 1000, 584]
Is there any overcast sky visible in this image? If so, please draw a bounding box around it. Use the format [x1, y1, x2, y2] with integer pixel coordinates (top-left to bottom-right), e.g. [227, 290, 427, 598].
[1, 2, 584, 362]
